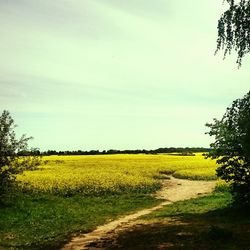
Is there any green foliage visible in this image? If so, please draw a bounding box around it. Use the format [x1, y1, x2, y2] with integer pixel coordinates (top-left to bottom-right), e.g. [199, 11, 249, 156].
[206, 91, 250, 204]
[0, 110, 41, 196]
[216, 0, 250, 66]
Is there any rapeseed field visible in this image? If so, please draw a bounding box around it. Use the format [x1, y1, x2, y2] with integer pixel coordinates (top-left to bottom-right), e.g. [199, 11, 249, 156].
[16, 153, 218, 195]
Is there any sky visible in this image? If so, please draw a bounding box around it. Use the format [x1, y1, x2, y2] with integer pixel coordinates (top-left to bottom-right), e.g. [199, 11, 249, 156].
[0, 0, 250, 151]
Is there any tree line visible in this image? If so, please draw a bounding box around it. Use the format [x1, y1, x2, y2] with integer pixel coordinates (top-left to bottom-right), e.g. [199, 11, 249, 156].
[18, 147, 210, 156]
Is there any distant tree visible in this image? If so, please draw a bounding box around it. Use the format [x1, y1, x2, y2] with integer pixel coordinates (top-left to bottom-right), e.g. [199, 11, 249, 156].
[45, 150, 58, 155]
[206, 91, 250, 204]
[0, 110, 41, 196]
[216, 0, 250, 66]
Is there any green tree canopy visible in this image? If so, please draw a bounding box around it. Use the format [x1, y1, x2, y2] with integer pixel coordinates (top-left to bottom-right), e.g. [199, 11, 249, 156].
[206, 91, 250, 204]
[0, 110, 40, 195]
[217, 0, 250, 66]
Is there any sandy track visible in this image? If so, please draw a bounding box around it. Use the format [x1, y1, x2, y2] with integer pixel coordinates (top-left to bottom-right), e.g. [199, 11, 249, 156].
[61, 176, 216, 250]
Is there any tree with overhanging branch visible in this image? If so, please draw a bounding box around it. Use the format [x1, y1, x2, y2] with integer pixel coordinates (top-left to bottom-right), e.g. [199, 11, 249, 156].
[216, 0, 250, 67]
[206, 91, 250, 204]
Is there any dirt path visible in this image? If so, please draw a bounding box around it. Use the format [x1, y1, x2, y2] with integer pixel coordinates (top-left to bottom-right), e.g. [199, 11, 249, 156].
[61, 176, 216, 250]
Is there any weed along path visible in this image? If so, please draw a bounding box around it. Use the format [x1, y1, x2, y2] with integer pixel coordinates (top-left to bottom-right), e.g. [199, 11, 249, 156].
[61, 176, 216, 250]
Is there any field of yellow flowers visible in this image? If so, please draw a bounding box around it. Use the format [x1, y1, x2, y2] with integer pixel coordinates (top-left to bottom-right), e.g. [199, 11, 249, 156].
[17, 153, 218, 195]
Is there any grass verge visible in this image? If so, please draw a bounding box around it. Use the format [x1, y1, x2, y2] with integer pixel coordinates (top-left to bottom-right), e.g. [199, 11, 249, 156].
[105, 191, 250, 250]
[0, 192, 160, 249]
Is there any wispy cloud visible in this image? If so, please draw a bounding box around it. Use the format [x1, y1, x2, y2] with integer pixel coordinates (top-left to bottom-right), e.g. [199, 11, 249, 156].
[0, 0, 249, 150]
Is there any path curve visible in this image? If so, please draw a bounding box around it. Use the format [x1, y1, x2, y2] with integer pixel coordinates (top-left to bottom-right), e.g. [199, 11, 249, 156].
[61, 176, 216, 250]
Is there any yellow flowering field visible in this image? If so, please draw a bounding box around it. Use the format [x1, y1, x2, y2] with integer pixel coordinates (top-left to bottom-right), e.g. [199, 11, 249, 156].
[16, 153, 218, 195]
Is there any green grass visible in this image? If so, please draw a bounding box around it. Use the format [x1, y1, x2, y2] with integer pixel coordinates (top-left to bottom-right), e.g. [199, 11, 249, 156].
[105, 191, 250, 250]
[0, 192, 160, 249]
[144, 191, 233, 219]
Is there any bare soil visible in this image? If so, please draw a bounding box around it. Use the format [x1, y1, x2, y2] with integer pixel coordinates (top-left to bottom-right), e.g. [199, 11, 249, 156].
[61, 176, 216, 250]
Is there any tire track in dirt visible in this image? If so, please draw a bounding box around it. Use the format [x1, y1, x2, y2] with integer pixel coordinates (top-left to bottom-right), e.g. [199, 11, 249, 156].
[61, 176, 216, 250]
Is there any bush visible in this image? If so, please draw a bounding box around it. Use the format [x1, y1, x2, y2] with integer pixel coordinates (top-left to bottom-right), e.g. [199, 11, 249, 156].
[0, 110, 41, 196]
[206, 91, 250, 205]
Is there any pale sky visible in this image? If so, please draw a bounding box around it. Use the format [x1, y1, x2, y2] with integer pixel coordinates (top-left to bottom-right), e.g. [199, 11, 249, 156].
[1, 0, 250, 151]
